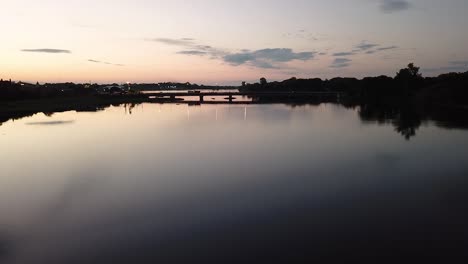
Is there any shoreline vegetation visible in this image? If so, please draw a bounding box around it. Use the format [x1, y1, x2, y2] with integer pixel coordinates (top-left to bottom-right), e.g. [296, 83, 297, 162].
[1, 64, 468, 139]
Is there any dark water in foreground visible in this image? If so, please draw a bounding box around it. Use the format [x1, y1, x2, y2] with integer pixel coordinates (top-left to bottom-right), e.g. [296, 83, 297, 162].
[1, 103, 468, 263]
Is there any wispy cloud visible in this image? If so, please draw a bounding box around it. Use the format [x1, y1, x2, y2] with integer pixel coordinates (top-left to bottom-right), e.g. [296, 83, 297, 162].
[355, 42, 380, 51]
[333, 52, 355, 57]
[148, 38, 195, 46]
[21, 49, 71, 54]
[330, 58, 352, 68]
[147, 38, 223, 57]
[380, 0, 411, 13]
[362, 45, 399, 54]
[282, 29, 321, 41]
[224, 49, 315, 69]
[88, 59, 124, 67]
[151, 37, 316, 69]
[332, 42, 398, 57]
[177, 50, 208, 55]
[376, 45, 399, 51]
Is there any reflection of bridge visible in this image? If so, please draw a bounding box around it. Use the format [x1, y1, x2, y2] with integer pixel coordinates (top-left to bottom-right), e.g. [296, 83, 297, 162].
[144, 91, 342, 103]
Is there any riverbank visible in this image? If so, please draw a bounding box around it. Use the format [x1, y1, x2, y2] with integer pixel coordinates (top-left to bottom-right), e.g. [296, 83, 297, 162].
[0, 95, 152, 125]
[2, 93, 468, 131]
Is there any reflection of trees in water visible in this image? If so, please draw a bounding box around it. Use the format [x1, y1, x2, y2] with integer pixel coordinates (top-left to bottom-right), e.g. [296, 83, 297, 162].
[0, 103, 119, 127]
[393, 106, 422, 140]
[1, 114, 35, 127]
[124, 103, 136, 115]
[1, 99, 467, 140]
[359, 101, 422, 140]
[429, 106, 468, 130]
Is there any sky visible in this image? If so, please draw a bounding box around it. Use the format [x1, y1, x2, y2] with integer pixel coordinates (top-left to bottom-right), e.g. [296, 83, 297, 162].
[1, 0, 468, 85]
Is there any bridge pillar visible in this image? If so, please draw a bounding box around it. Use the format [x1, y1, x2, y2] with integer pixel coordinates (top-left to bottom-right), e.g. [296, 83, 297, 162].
[228, 94, 233, 103]
[200, 95, 204, 102]
[170, 95, 176, 100]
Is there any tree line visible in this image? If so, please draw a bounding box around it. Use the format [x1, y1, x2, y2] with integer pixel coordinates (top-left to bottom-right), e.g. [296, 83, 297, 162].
[1, 64, 468, 106]
[240, 63, 468, 106]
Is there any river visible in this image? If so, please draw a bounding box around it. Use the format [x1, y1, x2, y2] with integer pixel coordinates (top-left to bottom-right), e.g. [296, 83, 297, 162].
[1, 103, 468, 263]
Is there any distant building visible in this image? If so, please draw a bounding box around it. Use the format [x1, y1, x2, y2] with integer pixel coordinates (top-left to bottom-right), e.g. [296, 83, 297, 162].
[95, 85, 125, 95]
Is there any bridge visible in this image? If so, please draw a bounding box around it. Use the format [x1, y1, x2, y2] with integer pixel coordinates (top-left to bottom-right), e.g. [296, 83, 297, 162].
[143, 91, 343, 103]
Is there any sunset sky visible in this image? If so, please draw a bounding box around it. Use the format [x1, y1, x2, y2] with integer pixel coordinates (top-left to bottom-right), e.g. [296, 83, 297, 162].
[1, 0, 468, 85]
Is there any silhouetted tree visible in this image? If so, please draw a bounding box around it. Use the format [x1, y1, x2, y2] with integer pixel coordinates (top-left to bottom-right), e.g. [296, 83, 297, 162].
[260, 77, 268, 86]
[393, 104, 422, 140]
[396, 63, 422, 80]
[395, 63, 424, 92]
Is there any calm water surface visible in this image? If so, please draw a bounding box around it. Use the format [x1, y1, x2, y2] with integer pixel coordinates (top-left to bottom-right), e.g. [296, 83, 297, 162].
[1, 103, 468, 263]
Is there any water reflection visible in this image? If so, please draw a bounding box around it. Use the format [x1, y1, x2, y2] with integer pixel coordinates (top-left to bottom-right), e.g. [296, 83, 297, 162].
[2, 101, 468, 139]
[124, 103, 137, 115]
[26, 121, 75, 126]
[359, 102, 423, 140]
[1, 103, 468, 263]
